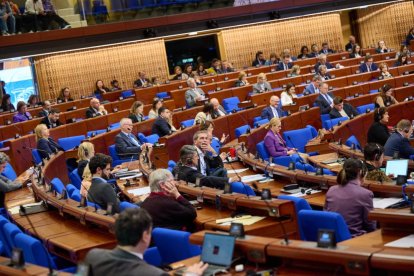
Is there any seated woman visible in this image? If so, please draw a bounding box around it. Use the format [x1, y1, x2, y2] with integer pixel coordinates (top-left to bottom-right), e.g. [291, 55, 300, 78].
[280, 83, 298, 106]
[349, 44, 362, 58]
[57, 87, 74, 103]
[264, 118, 306, 160]
[194, 103, 214, 125]
[318, 65, 331, 80]
[298, 46, 312, 59]
[77, 141, 95, 179]
[35, 124, 64, 160]
[379, 63, 392, 79]
[367, 107, 390, 146]
[363, 143, 392, 182]
[374, 84, 398, 108]
[148, 98, 163, 119]
[171, 66, 188, 81]
[0, 152, 22, 208]
[396, 44, 410, 59]
[265, 52, 280, 65]
[394, 53, 408, 67]
[234, 71, 250, 87]
[94, 80, 111, 99]
[376, 40, 389, 53]
[289, 65, 301, 76]
[12, 101, 32, 123]
[27, 94, 40, 107]
[173, 145, 238, 189]
[195, 63, 207, 76]
[128, 101, 145, 123]
[325, 158, 376, 237]
[184, 64, 193, 76]
[1, 94, 15, 112]
[110, 79, 122, 91]
[252, 73, 272, 94]
[309, 44, 319, 58]
[199, 120, 228, 153]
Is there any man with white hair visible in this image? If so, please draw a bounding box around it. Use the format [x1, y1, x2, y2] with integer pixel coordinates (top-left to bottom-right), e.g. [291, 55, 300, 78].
[185, 78, 206, 107]
[115, 118, 151, 158]
[141, 169, 197, 231]
[210, 98, 227, 118]
[86, 98, 108, 118]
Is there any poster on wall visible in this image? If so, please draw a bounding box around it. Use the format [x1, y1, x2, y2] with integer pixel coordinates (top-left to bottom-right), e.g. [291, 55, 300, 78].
[0, 58, 35, 108]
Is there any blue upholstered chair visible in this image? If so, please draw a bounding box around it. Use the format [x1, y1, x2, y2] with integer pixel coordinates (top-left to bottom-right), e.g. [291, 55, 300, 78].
[2, 222, 22, 257]
[323, 117, 348, 130]
[283, 127, 318, 153]
[298, 210, 351, 242]
[256, 141, 292, 167]
[231, 182, 256, 196]
[144, 247, 163, 267]
[152, 228, 201, 264]
[278, 195, 312, 239]
[356, 103, 375, 114]
[345, 135, 362, 151]
[69, 169, 82, 190]
[108, 144, 136, 167]
[1, 163, 17, 181]
[121, 90, 134, 98]
[50, 178, 65, 195]
[235, 125, 250, 138]
[57, 135, 86, 151]
[180, 119, 195, 129]
[222, 97, 241, 113]
[254, 119, 269, 128]
[120, 201, 139, 211]
[32, 149, 43, 165]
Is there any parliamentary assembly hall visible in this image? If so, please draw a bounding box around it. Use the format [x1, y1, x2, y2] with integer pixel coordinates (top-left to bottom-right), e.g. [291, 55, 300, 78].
[0, 0, 414, 275]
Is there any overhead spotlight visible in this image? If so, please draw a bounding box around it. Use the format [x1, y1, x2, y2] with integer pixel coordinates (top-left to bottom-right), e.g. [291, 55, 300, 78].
[269, 11, 281, 20]
[206, 20, 219, 29]
[143, 28, 156, 38]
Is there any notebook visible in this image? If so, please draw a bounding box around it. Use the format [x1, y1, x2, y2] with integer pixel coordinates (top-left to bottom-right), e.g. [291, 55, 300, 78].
[385, 159, 409, 179]
[200, 233, 236, 276]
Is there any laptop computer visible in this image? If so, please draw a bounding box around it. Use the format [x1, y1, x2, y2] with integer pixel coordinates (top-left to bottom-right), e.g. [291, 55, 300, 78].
[200, 233, 236, 276]
[385, 159, 409, 179]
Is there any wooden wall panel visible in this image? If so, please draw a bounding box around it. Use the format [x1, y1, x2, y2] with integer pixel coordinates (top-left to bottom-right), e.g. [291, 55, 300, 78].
[35, 40, 168, 100]
[357, 1, 414, 50]
[221, 14, 343, 69]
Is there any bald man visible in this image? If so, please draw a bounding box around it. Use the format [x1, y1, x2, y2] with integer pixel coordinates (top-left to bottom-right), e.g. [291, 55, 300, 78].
[86, 98, 108, 118]
[261, 96, 284, 120]
[210, 98, 227, 118]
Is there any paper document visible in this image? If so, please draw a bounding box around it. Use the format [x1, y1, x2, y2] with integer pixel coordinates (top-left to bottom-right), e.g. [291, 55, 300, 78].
[128, 186, 151, 196]
[120, 172, 143, 180]
[241, 174, 267, 182]
[385, 234, 414, 248]
[216, 215, 265, 226]
[289, 190, 322, 197]
[373, 197, 403, 209]
[227, 168, 249, 174]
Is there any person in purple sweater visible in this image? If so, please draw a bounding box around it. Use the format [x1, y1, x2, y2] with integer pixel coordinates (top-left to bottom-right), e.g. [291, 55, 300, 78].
[325, 158, 376, 237]
[12, 101, 32, 123]
[264, 117, 297, 158]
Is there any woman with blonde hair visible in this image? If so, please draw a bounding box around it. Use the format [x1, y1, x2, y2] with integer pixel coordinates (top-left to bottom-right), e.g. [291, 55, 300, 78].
[234, 71, 249, 87]
[77, 141, 95, 179]
[289, 65, 301, 76]
[35, 124, 63, 160]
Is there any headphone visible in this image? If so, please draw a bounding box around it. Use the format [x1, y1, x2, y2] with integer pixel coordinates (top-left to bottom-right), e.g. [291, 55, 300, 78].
[373, 143, 383, 161]
[359, 159, 368, 178]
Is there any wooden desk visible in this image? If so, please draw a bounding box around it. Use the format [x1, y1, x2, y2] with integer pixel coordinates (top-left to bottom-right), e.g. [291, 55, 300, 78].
[0, 256, 71, 275]
[308, 152, 342, 173]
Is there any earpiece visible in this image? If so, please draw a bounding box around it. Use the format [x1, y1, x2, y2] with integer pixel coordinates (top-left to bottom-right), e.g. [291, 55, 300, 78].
[374, 143, 382, 161]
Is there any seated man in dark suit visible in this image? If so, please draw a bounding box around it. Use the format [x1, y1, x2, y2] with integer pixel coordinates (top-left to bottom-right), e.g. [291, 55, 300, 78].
[276, 55, 293, 71]
[384, 119, 414, 159]
[193, 130, 227, 177]
[303, 75, 322, 95]
[313, 54, 334, 73]
[38, 100, 51, 117]
[359, 55, 378, 73]
[141, 168, 198, 231]
[261, 95, 284, 120]
[329, 97, 359, 119]
[133, 71, 151, 88]
[40, 109, 62, 129]
[319, 42, 335, 54]
[87, 153, 120, 214]
[115, 118, 151, 158]
[174, 145, 238, 190]
[86, 98, 108, 118]
[345, 35, 356, 52]
[210, 98, 227, 118]
[252, 50, 266, 66]
[151, 107, 176, 137]
[85, 208, 207, 276]
[314, 82, 334, 114]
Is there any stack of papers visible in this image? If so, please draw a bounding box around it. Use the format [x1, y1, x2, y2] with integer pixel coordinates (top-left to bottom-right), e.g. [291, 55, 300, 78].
[373, 198, 404, 209]
[288, 189, 322, 197]
[241, 174, 267, 182]
[127, 186, 151, 196]
[385, 235, 414, 248]
[120, 172, 143, 180]
[216, 215, 265, 226]
[227, 168, 249, 174]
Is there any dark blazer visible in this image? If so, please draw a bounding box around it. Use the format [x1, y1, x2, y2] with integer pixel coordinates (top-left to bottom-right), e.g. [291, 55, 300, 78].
[141, 192, 197, 231]
[234, 80, 248, 87]
[314, 62, 334, 72]
[196, 148, 224, 176]
[174, 165, 228, 190]
[85, 247, 168, 276]
[128, 113, 144, 124]
[88, 177, 120, 214]
[319, 49, 335, 54]
[38, 109, 49, 118]
[151, 117, 172, 137]
[367, 122, 390, 146]
[86, 107, 101, 119]
[349, 53, 362, 59]
[329, 103, 359, 119]
[276, 62, 293, 71]
[56, 97, 74, 103]
[384, 132, 414, 159]
[212, 105, 227, 118]
[37, 138, 63, 160]
[298, 54, 312, 59]
[77, 160, 89, 179]
[359, 62, 378, 73]
[406, 34, 414, 47]
[252, 59, 265, 66]
[319, 72, 331, 80]
[133, 78, 150, 87]
[314, 92, 335, 114]
[115, 132, 142, 158]
[375, 47, 389, 54]
[345, 43, 354, 52]
[303, 83, 319, 95]
[40, 117, 62, 129]
[261, 106, 284, 120]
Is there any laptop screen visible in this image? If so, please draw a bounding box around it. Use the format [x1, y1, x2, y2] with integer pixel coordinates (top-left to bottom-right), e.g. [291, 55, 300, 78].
[201, 233, 236, 267]
[385, 159, 409, 177]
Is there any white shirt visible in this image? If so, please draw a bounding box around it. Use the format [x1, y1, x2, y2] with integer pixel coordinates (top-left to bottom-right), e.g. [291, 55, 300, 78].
[280, 92, 297, 106]
[338, 109, 348, 118]
[271, 106, 279, 118]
